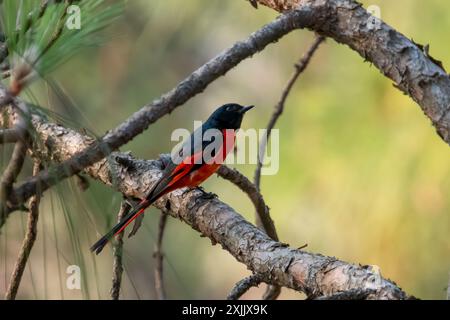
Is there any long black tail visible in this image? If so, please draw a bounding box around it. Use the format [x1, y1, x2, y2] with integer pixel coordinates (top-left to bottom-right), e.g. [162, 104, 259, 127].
[90, 199, 150, 255]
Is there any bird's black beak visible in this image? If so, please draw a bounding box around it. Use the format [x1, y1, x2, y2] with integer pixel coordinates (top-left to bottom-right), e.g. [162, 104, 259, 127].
[241, 105, 254, 114]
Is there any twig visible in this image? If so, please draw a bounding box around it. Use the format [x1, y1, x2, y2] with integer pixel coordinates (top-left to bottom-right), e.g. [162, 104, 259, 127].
[254, 35, 324, 190]
[227, 274, 263, 300]
[9, 10, 314, 206]
[217, 165, 277, 241]
[110, 201, 131, 300]
[153, 211, 169, 300]
[5, 161, 41, 300]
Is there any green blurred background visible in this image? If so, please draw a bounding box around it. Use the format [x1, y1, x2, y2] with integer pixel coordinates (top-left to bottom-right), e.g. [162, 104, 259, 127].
[1, 0, 449, 299]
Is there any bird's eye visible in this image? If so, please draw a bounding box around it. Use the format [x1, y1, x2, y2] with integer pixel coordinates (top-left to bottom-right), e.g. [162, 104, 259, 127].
[226, 105, 236, 111]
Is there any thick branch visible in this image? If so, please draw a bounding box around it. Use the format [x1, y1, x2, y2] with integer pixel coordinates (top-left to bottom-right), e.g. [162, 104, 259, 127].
[16, 112, 409, 299]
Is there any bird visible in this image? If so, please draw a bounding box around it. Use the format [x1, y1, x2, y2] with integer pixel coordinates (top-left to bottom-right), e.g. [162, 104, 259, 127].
[90, 103, 254, 254]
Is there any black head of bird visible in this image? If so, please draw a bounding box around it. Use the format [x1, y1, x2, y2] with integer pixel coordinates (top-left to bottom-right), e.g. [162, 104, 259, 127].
[206, 103, 254, 130]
